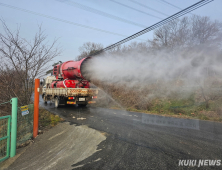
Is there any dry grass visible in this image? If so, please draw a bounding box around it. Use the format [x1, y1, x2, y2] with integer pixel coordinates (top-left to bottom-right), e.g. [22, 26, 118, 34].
[93, 81, 222, 122]
[39, 108, 64, 130]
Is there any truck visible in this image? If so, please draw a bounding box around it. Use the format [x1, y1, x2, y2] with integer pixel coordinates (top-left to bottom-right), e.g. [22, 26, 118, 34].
[42, 57, 98, 108]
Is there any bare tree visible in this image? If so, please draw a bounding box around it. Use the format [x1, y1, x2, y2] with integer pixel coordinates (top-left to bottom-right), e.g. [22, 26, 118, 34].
[77, 42, 103, 60]
[151, 15, 222, 49]
[0, 21, 61, 105]
[190, 15, 222, 47]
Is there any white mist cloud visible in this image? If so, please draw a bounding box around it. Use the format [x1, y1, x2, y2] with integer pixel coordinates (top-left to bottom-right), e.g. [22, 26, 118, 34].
[86, 46, 222, 90]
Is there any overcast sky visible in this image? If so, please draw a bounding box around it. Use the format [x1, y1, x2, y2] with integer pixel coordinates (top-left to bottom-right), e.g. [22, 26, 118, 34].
[0, 0, 221, 62]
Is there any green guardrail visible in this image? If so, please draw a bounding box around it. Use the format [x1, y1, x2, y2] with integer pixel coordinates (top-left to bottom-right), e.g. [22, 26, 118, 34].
[0, 98, 17, 162]
[0, 115, 11, 162]
[0, 97, 35, 163]
[10, 98, 17, 157]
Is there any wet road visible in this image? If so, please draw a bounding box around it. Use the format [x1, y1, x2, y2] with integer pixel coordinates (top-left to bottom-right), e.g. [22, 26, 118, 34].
[41, 99, 222, 170]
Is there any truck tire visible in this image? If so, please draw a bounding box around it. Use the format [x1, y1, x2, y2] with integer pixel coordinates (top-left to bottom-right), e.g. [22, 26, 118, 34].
[55, 97, 60, 108]
[42, 94, 44, 99]
[43, 95, 47, 104]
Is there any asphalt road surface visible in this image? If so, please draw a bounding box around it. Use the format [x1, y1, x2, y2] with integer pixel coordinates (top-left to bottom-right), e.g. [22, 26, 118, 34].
[35, 97, 222, 170]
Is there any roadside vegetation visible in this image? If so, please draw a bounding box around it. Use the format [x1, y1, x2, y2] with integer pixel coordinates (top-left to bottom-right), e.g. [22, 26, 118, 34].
[0, 20, 60, 109]
[0, 19, 61, 128]
[39, 108, 64, 130]
[94, 85, 222, 122]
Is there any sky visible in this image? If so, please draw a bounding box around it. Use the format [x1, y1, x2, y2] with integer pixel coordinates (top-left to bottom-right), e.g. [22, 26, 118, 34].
[0, 0, 221, 63]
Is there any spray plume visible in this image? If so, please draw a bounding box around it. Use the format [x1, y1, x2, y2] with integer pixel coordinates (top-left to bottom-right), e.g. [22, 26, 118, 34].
[84, 46, 222, 99]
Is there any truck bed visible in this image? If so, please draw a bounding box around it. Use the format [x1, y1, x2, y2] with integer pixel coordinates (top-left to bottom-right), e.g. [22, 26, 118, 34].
[45, 88, 98, 97]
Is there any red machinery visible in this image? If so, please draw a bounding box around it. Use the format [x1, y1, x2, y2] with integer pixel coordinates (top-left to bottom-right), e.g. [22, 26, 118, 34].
[51, 57, 91, 88]
[42, 57, 97, 107]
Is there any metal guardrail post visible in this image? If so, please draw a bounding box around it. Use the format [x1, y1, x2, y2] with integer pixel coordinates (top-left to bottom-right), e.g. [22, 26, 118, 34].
[10, 97, 18, 157]
[33, 79, 40, 138]
[6, 115, 11, 158]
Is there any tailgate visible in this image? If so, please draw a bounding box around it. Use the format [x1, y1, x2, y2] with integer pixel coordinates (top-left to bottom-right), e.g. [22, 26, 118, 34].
[45, 88, 67, 96]
[67, 88, 98, 96]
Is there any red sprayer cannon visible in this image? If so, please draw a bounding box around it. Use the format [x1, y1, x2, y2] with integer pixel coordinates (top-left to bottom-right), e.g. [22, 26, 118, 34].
[51, 57, 91, 88]
[42, 57, 98, 108]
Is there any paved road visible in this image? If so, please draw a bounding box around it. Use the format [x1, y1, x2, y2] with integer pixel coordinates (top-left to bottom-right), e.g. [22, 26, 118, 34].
[37, 99, 222, 170]
[4, 96, 222, 170]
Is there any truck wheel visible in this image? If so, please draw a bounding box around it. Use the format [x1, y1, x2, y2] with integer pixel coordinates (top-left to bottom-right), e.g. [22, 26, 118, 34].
[43, 95, 47, 104]
[55, 97, 60, 108]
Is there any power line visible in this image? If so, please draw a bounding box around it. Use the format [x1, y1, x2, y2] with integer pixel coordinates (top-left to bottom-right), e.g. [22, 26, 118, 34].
[109, 0, 163, 19]
[159, 0, 182, 10]
[0, 2, 145, 40]
[56, 0, 147, 28]
[89, 0, 214, 57]
[129, 0, 169, 17]
[157, 0, 194, 15]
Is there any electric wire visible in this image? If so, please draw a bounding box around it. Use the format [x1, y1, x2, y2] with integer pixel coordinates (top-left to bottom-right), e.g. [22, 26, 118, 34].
[0, 2, 145, 40]
[129, 0, 169, 17]
[0, 0, 213, 57]
[88, 0, 214, 57]
[56, 0, 147, 28]
[159, 0, 182, 10]
[157, 0, 194, 15]
[110, 0, 163, 19]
